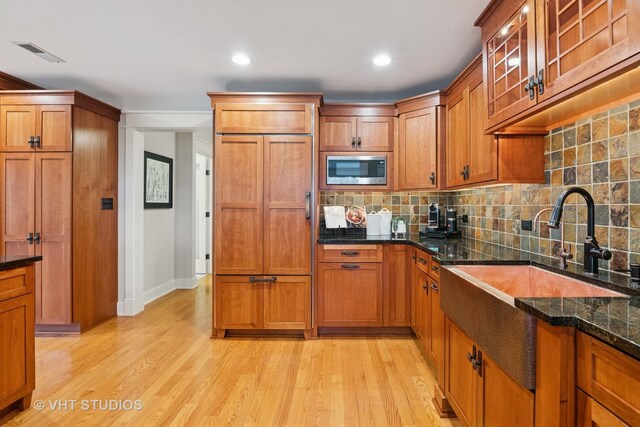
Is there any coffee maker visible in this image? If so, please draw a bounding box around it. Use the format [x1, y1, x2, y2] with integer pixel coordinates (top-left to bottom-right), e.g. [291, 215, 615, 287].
[427, 203, 443, 230]
[422, 204, 459, 238]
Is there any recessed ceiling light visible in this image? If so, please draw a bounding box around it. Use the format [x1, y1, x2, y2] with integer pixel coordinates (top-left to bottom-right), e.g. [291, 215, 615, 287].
[12, 42, 65, 63]
[373, 55, 391, 66]
[232, 54, 251, 65]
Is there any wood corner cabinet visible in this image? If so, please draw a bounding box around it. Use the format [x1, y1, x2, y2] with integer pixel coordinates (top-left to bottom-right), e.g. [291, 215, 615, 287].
[210, 93, 320, 338]
[476, 0, 640, 132]
[319, 104, 394, 152]
[395, 92, 444, 190]
[0, 263, 36, 414]
[0, 91, 120, 334]
[445, 55, 545, 189]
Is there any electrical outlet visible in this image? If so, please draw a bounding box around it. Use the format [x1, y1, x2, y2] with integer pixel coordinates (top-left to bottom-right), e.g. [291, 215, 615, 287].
[521, 220, 533, 231]
[101, 198, 114, 210]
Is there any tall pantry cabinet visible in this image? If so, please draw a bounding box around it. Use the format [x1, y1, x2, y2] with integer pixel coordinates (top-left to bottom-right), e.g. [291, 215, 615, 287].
[208, 93, 322, 339]
[0, 91, 120, 334]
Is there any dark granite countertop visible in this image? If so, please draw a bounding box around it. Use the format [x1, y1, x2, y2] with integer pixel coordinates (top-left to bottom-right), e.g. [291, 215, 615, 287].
[319, 232, 640, 360]
[0, 255, 42, 271]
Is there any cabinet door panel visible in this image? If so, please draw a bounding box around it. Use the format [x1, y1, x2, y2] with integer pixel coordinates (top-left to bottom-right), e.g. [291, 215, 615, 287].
[263, 276, 310, 330]
[215, 276, 262, 329]
[0, 106, 36, 152]
[317, 263, 383, 327]
[35, 153, 72, 325]
[0, 154, 35, 257]
[37, 105, 72, 151]
[468, 83, 497, 185]
[319, 117, 357, 151]
[0, 294, 34, 406]
[386, 245, 411, 326]
[215, 135, 263, 275]
[446, 93, 469, 188]
[357, 117, 393, 151]
[263, 136, 311, 275]
[398, 108, 437, 189]
[429, 279, 444, 380]
[446, 319, 477, 427]
[536, 0, 640, 101]
[577, 389, 628, 427]
[479, 351, 534, 427]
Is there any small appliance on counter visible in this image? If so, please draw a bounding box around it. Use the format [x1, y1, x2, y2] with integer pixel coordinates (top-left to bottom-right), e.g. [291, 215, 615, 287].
[421, 207, 460, 238]
[366, 208, 393, 237]
[391, 217, 407, 239]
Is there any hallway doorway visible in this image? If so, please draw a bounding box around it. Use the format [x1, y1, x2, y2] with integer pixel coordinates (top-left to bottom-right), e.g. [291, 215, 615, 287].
[195, 153, 212, 274]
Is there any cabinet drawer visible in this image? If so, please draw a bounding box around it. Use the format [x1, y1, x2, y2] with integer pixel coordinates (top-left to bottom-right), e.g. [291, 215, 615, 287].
[415, 250, 431, 274]
[318, 245, 383, 263]
[0, 266, 34, 301]
[577, 388, 628, 427]
[577, 331, 640, 426]
[428, 260, 440, 281]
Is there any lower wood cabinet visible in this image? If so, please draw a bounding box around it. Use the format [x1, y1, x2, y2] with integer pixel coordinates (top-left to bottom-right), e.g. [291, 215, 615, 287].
[214, 275, 310, 334]
[445, 318, 534, 427]
[577, 331, 640, 426]
[385, 245, 411, 327]
[577, 389, 628, 427]
[0, 265, 35, 413]
[317, 262, 383, 327]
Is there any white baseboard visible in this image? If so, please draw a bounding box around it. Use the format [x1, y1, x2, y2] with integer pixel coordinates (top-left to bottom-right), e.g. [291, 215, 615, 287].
[117, 302, 124, 316]
[175, 276, 198, 289]
[144, 279, 176, 305]
[119, 298, 145, 316]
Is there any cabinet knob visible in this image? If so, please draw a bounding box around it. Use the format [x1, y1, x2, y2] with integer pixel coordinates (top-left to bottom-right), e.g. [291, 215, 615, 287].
[431, 283, 439, 291]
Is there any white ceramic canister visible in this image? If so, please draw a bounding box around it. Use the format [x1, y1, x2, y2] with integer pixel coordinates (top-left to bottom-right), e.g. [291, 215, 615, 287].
[379, 208, 392, 235]
[366, 211, 381, 236]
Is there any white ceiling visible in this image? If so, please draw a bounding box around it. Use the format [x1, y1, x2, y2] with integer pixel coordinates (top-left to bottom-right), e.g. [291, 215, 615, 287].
[1, 0, 490, 111]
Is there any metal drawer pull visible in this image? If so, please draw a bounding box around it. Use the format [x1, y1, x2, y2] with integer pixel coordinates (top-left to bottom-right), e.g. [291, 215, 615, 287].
[305, 192, 311, 219]
[431, 283, 439, 291]
[418, 257, 428, 265]
[431, 265, 439, 272]
[340, 251, 360, 256]
[34, 232, 41, 244]
[249, 276, 277, 283]
[341, 264, 360, 269]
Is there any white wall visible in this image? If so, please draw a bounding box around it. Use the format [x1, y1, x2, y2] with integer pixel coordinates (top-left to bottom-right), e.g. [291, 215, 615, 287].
[174, 132, 197, 286]
[143, 132, 176, 298]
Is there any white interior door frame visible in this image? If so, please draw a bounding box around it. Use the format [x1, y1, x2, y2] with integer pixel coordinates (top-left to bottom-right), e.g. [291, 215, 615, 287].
[119, 112, 211, 316]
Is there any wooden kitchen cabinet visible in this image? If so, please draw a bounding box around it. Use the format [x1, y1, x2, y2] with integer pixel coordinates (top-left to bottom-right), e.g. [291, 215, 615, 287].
[384, 245, 411, 327]
[317, 262, 383, 327]
[0, 92, 119, 334]
[319, 104, 394, 152]
[0, 264, 35, 413]
[476, 0, 640, 131]
[445, 55, 544, 189]
[395, 92, 444, 190]
[0, 104, 71, 152]
[215, 275, 311, 333]
[445, 318, 534, 427]
[577, 389, 628, 427]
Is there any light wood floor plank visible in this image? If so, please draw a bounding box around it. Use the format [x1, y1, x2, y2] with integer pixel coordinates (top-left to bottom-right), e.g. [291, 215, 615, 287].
[1, 275, 459, 426]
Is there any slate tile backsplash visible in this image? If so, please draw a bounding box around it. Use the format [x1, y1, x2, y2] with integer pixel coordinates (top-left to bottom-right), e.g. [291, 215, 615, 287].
[320, 98, 640, 273]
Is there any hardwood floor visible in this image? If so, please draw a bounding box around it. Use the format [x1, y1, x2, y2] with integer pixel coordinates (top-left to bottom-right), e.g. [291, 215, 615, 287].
[1, 275, 459, 426]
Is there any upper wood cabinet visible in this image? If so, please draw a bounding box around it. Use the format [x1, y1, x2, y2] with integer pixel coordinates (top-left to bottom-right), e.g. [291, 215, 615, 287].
[395, 93, 444, 190]
[0, 105, 71, 151]
[319, 104, 395, 152]
[445, 55, 544, 189]
[213, 103, 313, 134]
[476, 0, 640, 131]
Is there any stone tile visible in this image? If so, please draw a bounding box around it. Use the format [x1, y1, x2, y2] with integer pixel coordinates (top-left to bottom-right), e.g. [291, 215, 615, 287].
[610, 158, 629, 182]
[631, 229, 640, 253]
[630, 156, 640, 180]
[611, 182, 628, 204]
[611, 251, 628, 271]
[593, 162, 609, 183]
[610, 227, 628, 251]
[609, 112, 628, 137]
[551, 169, 563, 186]
[592, 117, 608, 141]
[631, 205, 640, 228]
[563, 147, 576, 166]
[631, 181, 640, 204]
[551, 133, 563, 151]
[595, 205, 610, 226]
[577, 164, 591, 185]
[577, 144, 591, 165]
[551, 151, 563, 168]
[592, 140, 608, 162]
[609, 136, 628, 159]
[631, 131, 640, 156]
[563, 128, 576, 148]
[577, 123, 591, 145]
[630, 107, 639, 132]
[611, 205, 629, 227]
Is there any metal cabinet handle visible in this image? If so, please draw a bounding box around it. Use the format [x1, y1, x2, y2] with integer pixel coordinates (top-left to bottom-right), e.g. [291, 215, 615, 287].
[418, 256, 428, 265]
[431, 264, 439, 273]
[249, 276, 277, 283]
[431, 283, 439, 291]
[26, 232, 34, 244]
[357, 137, 362, 148]
[429, 172, 436, 185]
[305, 192, 311, 219]
[475, 350, 483, 376]
[34, 232, 41, 244]
[536, 69, 544, 95]
[341, 264, 360, 269]
[351, 137, 356, 148]
[524, 75, 536, 100]
[340, 251, 360, 256]
[27, 136, 35, 148]
[34, 136, 41, 148]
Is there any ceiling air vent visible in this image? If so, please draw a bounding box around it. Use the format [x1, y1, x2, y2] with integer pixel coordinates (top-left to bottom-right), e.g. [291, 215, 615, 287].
[12, 42, 65, 63]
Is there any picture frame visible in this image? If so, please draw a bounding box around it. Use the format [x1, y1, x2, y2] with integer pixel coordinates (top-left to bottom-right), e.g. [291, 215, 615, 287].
[144, 151, 173, 209]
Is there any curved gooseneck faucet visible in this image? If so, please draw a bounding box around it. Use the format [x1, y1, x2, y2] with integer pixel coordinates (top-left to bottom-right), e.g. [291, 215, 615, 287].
[548, 186, 611, 275]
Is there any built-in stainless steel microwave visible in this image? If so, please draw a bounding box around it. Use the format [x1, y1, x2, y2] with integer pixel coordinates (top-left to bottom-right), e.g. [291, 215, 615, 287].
[326, 155, 387, 185]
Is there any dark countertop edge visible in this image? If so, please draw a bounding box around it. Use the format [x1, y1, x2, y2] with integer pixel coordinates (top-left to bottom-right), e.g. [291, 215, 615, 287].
[0, 256, 42, 271]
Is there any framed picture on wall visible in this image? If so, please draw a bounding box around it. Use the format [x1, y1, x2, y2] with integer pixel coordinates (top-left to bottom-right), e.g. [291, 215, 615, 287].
[144, 151, 173, 209]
